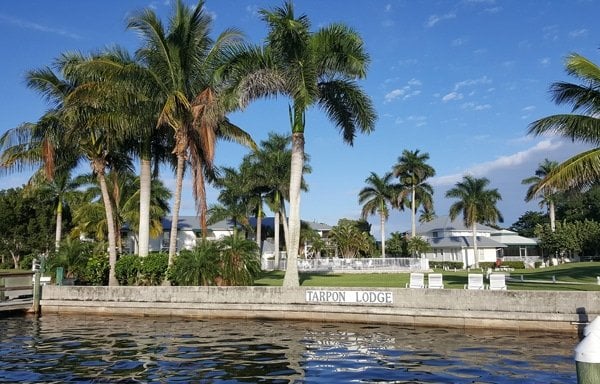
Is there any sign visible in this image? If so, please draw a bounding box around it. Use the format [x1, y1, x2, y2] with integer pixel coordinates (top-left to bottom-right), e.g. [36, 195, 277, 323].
[305, 290, 393, 305]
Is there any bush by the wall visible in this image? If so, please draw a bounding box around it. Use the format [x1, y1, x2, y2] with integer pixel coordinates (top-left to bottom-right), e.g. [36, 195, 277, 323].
[140, 252, 168, 285]
[501, 261, 525, 269]
[479, 262, 495, 270]
[84, 254, 109, 285]
[115, 254, 141, 285]
[431, 261, 464, 270]
[534, 261, 543, 268]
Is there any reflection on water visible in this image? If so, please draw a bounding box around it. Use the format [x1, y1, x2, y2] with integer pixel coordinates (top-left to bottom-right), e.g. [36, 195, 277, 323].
[0, 314, 575, 383]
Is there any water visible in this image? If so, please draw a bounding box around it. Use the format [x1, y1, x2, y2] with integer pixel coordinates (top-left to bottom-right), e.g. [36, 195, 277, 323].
[0, 314, 576, 383]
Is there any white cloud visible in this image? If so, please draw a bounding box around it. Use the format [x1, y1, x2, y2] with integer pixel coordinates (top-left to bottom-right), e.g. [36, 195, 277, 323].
[384, 79, 422, 103]
[0, 13, 81, 39]
[522, 105, 535, 112]
[483, 6, 502, 14]
[452, 38, 466, 46]
[461, 102, 491, 110]
[569, 29, 588, 38]
[539, 57, 551, 66]
[385, 4, 392, 12]
[430, 139, 563, 187]
[425, 13, 456, 28]
[384, 89, 405, 103]
[454, 76, 492, 90]
[442, 92, 464, 102]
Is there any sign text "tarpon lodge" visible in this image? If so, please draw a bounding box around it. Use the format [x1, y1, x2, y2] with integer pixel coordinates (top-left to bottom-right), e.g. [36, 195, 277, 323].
[305, 290, 393, 305]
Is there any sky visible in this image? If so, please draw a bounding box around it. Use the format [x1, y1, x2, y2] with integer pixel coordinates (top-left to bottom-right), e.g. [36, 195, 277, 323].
[0, 0, 598, 237]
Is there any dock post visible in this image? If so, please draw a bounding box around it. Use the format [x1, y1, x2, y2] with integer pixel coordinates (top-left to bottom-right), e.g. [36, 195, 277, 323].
[575, 316, 600, 383]
[32, 271, 41, 314]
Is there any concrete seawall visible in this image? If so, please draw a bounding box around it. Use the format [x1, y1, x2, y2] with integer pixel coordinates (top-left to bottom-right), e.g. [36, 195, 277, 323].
[40, 286, 598, 333]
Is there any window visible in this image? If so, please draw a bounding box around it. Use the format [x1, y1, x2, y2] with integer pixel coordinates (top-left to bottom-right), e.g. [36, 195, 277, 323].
[432, 231, 438, 238]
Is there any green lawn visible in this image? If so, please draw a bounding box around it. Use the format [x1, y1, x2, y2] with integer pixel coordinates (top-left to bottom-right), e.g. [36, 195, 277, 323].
[254, 262, 600, 291]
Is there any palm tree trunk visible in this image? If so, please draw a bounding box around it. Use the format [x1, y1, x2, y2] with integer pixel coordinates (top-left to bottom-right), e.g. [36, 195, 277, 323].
[138, 156, 152, 257]
[256, 198, 263, 252]
[549, 200, 556, 232]
[55, 200, 62, 252]
[411, 185, 416, 237]
[380, 212, 386, 257]
[282, 132, 304, 287]
[472, 223, 479, 269]
[97, 171, 119, 286]
[280, 201, 290, 254]
[274, 210, 280, 269]
[168, 153, 185, 268]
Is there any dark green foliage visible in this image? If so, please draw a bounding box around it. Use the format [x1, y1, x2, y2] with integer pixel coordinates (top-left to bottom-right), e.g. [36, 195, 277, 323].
[510, 211, 548, 238]
[0, 187, 56, 268]
[219, 235, 261, 286]
[140, 252, 168, 285]
[46, 238, 94, 280]
[115, 254, 142, 285]
[168, 241, 221, 286]
[431, 261, 463, 270]
[386, 232, 408, 256]
[479, 262, 495, 270]
[501, 261, 525, 269]
[555, 185, 600, 223]
[83, 254, 109, 285]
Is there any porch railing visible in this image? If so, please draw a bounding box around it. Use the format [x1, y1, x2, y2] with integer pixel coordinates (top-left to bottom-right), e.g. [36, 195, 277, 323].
[261, 257, 428, 272]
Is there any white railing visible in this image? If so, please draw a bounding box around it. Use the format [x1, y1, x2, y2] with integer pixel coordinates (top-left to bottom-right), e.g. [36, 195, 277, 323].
[261, 257, 427, 272]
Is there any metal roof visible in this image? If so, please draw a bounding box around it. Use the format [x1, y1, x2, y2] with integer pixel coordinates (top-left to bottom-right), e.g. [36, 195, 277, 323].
[427, 236, 507, 248]
[417, 215, 498, 234]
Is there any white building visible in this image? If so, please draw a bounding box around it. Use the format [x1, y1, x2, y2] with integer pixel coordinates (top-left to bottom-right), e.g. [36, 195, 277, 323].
[417, 216, 506, 268]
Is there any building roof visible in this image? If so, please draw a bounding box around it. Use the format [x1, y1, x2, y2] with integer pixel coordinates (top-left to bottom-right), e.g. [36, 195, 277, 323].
[490, 229, 538, 246]
[427, 236, 507, 248]
[417, 215, 498, 234]
[248, 217, 332, 231]
[161, 216, 235, 231]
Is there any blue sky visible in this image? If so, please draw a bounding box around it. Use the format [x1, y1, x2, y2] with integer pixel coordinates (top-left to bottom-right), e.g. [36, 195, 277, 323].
[0, 0, 598, 237]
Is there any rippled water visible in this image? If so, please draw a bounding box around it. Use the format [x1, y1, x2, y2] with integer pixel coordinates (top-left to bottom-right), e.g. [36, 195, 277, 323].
[0, 313, 576, 383]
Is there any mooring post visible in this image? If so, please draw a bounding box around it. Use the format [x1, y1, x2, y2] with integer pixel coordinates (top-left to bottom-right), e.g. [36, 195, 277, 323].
[575, 316, 600, 383]
[32, 271, 41, 314]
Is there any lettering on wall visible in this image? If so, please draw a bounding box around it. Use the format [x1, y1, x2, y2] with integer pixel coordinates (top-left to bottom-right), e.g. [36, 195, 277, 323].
[305, 290, 393, 305]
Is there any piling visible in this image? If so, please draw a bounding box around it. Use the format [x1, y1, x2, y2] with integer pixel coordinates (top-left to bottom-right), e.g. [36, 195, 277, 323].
[575, 316, 600, 383]
[32, 271, 41, 315]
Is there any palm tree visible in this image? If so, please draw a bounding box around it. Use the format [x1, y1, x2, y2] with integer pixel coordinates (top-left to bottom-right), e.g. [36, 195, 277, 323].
[446, 175, 503, 269]
[528, 53, 600, 193]
[522, 159, 559, 232]
[245, 133, 310, 268]
[393, 149, 435, 238]
[126, 0, 255, 267]
[418, 208, 436, 224]
[358, 172, 399, 257]
[229, 2, 376, 286]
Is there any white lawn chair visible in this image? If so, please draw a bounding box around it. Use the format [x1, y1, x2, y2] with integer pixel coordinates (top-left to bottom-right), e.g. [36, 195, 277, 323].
[489, 273, 507, 290]
[464, 273, 485, 290]
[427, 273, 444, 289]
[406, 272, 425, 288]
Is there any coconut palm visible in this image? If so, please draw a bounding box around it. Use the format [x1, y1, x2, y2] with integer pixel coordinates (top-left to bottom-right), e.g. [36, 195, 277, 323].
[522, 159, 559, 232]
[446, 175, 503, 269]
[228, 2, 376, 286]
[393, 149, 435, 238]
[126, 0, 255, 268]
[528, 53, 600, 193]
[358, 172, 400, 257]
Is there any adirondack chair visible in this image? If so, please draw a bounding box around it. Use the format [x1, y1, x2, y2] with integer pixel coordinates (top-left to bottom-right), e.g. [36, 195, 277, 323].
[406, 272, 425, 288]
[489, 273, 507, 290]
[464, 273, 485, 290]
[427, 273, 444, 289]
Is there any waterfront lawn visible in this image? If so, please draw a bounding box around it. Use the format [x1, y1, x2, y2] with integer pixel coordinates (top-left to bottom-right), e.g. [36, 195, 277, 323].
[254, 262, 600, 291]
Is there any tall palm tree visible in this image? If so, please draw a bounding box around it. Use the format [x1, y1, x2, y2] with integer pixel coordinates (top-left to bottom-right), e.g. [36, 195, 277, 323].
[446, 175, 503, 269]
[245, 133, 310, 267]
[528, 53, 600, 193]
[522, 159, 559, 232]
[358, 172, 399, 257]
[127, 0, 255, 267]
[229, 2, 376, 286]
[393, 149, 435, 238]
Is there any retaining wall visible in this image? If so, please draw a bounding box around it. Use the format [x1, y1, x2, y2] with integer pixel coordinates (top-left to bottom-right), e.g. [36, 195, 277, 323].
[40, 286, 598, 333]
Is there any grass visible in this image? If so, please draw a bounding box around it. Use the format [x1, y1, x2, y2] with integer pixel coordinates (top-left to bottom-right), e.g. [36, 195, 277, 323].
[254, 262, 600, 291]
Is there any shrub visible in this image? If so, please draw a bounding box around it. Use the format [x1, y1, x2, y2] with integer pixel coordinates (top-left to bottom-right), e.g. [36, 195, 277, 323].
[47, 239, 93, 280]
[219, 235, 261, 286]
[168, 240, 220, 286]
[431, 261, 464, 270]
[115, 254, 141, 285]
[140, 252, 168, 285]
[479, 262, 495, 270]
[501, 261, 525, 269]
[534, 261, 543, 268]
[83, 253, 109, 285]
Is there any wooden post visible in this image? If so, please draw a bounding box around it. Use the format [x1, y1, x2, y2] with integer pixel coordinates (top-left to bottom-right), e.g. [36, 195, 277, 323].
[32, 271, 41, 314]
[0, 276, 4, 301]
